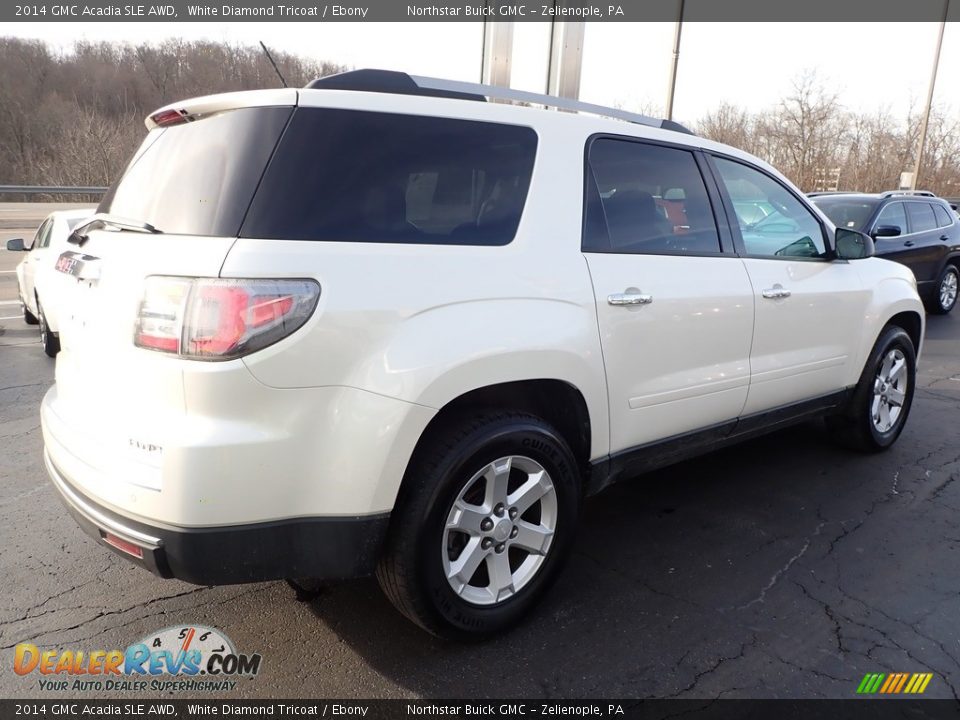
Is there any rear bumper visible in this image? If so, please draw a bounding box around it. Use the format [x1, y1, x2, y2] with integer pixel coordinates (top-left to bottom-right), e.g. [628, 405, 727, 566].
[44, 449, 390, 585]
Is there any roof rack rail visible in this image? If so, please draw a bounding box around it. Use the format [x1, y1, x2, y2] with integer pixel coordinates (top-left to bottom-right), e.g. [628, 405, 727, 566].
[881, 190, 937, 198]
[807, 191, 855, 197]
[305, 69, 695, 135]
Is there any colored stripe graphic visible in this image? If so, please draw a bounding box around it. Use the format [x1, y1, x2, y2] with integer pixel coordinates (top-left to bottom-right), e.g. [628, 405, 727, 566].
[857, 672, 932, 694]
[894, 673, 910, 693]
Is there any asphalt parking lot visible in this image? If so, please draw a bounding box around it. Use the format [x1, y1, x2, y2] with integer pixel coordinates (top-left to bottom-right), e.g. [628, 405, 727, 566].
[1, 204, 959, 700]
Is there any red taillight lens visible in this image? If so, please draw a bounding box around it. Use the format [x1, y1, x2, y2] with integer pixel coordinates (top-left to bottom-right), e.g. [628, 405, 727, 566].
[134, 277, 320, 360]
[188, 285, 250, 356]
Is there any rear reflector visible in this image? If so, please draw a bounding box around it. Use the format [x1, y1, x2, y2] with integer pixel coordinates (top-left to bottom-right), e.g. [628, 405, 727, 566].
[103, 533, 144, 559]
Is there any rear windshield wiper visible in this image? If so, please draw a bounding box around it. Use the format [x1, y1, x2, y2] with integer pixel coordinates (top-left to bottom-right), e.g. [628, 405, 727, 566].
[68, 213, 163, 246]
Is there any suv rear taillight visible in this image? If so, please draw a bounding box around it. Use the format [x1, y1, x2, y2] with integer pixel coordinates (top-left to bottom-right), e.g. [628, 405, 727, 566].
[134, 277, 320, 360]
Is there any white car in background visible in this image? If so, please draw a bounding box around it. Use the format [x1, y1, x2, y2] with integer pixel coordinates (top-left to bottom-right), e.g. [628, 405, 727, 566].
[7, 208, 95, 356]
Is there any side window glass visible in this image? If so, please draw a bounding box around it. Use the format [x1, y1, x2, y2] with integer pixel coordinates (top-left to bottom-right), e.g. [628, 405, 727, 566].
[906, 203, 937, 233]
[933, 204, 953, 228]
[32, 220, 51, 250]
[875, 202, 907, 234]
[40, 222, 54, 248]
[583, 138, 720, 255]
[713, 157, 826, 259]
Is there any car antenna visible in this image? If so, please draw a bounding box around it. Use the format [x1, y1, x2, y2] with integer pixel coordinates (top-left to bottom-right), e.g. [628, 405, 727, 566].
[259, 41, 288, 88]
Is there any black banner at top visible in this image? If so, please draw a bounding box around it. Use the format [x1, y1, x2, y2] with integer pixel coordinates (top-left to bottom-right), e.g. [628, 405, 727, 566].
[3, 0, 960, 23]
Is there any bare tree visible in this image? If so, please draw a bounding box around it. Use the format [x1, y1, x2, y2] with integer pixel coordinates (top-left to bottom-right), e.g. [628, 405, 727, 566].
[0, 37, 347, 188]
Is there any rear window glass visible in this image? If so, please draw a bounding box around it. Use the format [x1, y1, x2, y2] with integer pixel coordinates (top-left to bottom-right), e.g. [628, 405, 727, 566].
[99, 107, 293, 237]
[934, 203, 954, 227]
[906, 202, 937, 233]
[240, 108, 538, 246]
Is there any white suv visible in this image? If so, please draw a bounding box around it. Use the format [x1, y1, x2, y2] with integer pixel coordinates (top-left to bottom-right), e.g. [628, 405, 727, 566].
[42, 70, 924, 639]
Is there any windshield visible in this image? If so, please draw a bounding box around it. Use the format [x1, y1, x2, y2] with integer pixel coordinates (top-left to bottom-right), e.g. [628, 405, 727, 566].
[98, 106, 293, 237]
[810, 197, 878, 231]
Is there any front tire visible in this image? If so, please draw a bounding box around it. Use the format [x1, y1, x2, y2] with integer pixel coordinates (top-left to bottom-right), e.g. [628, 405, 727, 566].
[826, 325, 916, 452]
[927, 264, 958, 315]
[377, 412, 581, 640]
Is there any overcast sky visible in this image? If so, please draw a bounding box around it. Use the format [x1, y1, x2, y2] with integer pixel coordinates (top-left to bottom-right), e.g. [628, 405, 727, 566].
[9, 21, 960, 123]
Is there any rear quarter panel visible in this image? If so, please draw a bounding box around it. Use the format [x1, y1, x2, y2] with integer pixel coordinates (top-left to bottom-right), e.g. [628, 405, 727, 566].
[222, 115, 610, 460]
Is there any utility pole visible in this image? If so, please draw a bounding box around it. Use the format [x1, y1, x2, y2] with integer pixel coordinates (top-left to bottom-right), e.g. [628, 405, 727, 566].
[911, 4, 948, 190]
[665, 0, 685, 120]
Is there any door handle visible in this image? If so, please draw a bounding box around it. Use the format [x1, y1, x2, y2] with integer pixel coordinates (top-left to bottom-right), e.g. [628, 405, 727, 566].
[761, 284, 791, 299]
[904, 240, 915, 247]
[608, 291, 653, 306]
[941, 235, 949, 241]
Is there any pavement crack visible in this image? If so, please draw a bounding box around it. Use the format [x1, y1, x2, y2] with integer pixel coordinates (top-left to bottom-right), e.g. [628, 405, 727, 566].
[656, 634, 759, 699]
[0, 586, 212, 650]
[0, 383, 45, 393]
[737, 520, 825, 609]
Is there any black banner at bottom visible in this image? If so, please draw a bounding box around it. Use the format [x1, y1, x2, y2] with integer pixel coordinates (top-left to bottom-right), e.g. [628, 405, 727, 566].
[3, 699, 960, 720]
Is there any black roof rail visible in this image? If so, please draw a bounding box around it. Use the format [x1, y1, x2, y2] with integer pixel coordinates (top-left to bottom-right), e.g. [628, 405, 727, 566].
[304, 69, 695, 135]
[305, 69, 486, 102]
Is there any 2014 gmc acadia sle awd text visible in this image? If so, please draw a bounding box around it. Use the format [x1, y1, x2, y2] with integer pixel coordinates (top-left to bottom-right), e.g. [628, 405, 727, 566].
[42, 70, 924, 639]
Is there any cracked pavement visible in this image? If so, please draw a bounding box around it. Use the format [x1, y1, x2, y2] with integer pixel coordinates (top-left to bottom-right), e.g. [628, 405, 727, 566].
[2, 232, 960, 700]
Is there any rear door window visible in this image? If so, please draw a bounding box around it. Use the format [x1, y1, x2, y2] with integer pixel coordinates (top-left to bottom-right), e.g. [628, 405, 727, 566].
[241, 109, 538, 246]
[582, 138, 721, 255]
[906, 202, 937, 233]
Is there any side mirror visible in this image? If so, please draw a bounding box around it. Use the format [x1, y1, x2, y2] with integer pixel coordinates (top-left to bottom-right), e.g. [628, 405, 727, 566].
[835, 228, 875, 260]
[5, 238, 26, 252]
[872, 225, 901, 238]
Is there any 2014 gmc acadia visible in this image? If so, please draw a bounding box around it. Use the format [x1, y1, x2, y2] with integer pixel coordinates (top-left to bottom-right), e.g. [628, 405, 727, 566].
[42, 70, 924, 639]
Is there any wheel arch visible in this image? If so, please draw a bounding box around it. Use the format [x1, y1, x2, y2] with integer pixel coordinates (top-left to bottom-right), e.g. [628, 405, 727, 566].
[390, 379, 596, 513]
[885, 310, 923, 355]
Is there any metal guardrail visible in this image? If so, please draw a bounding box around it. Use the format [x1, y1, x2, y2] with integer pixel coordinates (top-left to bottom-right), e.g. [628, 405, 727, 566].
[0, 185, 108, 196]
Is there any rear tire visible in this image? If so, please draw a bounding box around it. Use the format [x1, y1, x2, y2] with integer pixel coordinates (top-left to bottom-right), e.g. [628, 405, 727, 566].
[37, 300, 60, 358]
[376, 411, 581, 640]
[826, 325, 916, 452]
[926, 264, 958, 315]
[23, 302, 39, 326]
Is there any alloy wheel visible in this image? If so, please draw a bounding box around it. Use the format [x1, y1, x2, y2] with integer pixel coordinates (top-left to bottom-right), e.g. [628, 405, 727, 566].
[940, 269, 958, 311]
[442, 455, 557, 606]
[872, 348, 908, 433]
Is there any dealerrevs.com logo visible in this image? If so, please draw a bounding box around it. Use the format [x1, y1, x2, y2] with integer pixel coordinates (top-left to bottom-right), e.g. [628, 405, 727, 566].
[14, 625, 262, 692]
